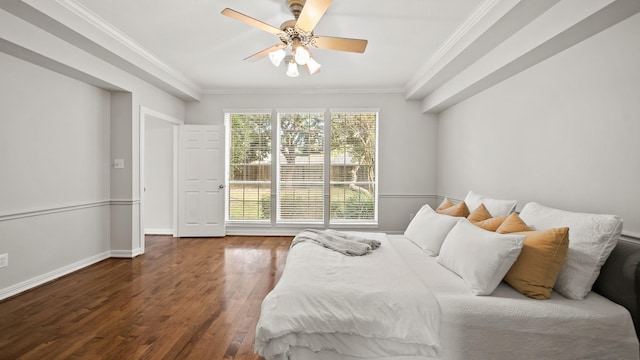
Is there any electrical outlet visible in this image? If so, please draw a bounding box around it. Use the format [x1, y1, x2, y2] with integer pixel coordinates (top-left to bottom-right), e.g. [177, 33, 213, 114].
[112, 159, 125, 169]
[0, 253, 7, 268]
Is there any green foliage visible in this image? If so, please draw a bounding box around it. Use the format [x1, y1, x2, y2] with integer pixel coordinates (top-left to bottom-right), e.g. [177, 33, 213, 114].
[331, 113, 377, 187]
[331, 192, 375, 220]
[230, 114, 271, 179]
[259, 194, 271, 220]
[279, 112, 325, 164]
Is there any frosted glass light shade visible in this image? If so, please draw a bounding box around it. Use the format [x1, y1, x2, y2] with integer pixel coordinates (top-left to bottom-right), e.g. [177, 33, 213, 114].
[286, 61, 299, 77]
[306, 57, 321, 74]
[268, 48, 286, 67]
[294, 45, 310, 65]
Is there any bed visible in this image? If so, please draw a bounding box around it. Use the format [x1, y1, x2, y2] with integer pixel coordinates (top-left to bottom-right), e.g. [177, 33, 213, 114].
[255, 196, 640, 360]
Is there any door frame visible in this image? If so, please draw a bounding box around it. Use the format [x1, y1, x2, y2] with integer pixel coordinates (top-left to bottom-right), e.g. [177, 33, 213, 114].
[140, 106, 183, 252]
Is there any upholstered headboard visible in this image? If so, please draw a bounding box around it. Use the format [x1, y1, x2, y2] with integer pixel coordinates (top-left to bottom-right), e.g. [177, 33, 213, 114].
[593, 236, 640, 339]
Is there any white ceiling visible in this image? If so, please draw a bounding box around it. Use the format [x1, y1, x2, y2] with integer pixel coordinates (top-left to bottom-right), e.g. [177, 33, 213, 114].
[8, 0, 628, 109]
[74, 0, 482, 92]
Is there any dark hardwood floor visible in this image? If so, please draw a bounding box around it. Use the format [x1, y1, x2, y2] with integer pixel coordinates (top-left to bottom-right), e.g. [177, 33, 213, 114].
[0, 235, 293, 360]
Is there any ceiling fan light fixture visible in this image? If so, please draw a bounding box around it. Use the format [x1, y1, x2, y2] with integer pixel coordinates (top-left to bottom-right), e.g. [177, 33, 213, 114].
[294, 44, 310, 65]
[286, 60, 299, 77]
[222, 0, 368, 78]
[306, 57, 321, 74]
[268, 48, 286, 67]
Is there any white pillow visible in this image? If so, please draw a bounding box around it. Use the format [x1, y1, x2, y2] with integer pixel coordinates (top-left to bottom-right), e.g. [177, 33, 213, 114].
[437, 219, 525, 295]
[519, 202, 623, 300]
[404, 204, 462, 256]
[464, 190, 517, 217]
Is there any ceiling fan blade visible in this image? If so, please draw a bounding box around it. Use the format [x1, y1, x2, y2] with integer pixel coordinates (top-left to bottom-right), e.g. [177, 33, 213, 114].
[295, 0, 333, 33]
[312, 36, 368, 53]
[243, 44, 286, 62]
[221, 8, 283, 35]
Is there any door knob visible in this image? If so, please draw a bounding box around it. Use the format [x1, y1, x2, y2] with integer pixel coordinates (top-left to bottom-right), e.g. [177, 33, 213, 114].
[219, 184, 224, 189]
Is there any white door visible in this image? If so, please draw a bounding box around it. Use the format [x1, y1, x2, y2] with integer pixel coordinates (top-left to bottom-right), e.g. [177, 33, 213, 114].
[178, 125, 225, 237]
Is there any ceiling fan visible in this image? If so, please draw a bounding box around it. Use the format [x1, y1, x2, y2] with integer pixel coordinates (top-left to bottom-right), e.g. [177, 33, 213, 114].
[221, 0, 368, 77]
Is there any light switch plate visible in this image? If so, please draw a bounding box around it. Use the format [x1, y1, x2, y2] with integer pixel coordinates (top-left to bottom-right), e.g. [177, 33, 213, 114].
[113, 159, 125, 169]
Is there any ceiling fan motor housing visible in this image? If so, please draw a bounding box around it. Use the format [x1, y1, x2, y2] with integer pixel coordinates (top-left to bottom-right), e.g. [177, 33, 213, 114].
[278, 15, 313, 50]
[287, 0, 305, 19]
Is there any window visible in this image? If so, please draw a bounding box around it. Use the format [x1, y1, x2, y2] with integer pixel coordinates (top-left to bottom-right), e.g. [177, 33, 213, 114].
[226, 109, 378, 226]
[330, 112, 377, 223]
[277, 111, 325, 222]
[226, 112, 271, 221]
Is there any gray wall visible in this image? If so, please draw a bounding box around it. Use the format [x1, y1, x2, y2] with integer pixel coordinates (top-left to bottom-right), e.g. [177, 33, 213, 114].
[0, 6, 187, 298]
[437, 13, 640, 236]
[0, 52, 111, 291]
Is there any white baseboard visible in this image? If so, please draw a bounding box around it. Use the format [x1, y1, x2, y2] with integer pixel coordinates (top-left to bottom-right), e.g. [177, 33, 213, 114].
[110, 249, 142, 258]
[0, 251, 111, 301]
[144, 228, 174, 235]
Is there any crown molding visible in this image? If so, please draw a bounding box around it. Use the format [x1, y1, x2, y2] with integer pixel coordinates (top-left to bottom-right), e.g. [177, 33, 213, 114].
[420, 0, 640, 114]
[404, 0, 561, 103]
[53, 0, 202, 99]
[56, 0, 191, 85]
[405, 0, 503, 95]
[201, 87, 406, 96]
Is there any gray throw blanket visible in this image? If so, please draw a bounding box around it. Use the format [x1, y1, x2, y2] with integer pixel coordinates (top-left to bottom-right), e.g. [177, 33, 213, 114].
[290, 229, 381, 256]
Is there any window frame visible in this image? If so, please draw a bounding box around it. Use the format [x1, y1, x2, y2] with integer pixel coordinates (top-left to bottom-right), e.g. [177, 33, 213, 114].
[225, 108, 379, 228]
[328, 109, 379, 225]
[224, 109, 273, 224]
[276, 109, 327, 225]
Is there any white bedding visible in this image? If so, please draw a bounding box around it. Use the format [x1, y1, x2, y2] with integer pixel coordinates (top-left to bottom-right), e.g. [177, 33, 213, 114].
[255, 232, 441, 359]
[257, 233, 639, 360]
[391, 234, 639, 360]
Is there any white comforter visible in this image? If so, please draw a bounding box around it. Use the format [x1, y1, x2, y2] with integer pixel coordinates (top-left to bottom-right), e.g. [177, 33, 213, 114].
[255, 232, 441, 359]
[393, 234, 639, 360]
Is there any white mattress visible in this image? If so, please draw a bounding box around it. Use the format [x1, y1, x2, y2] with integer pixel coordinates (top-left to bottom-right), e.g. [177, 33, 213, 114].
[285, 234, 639, 360]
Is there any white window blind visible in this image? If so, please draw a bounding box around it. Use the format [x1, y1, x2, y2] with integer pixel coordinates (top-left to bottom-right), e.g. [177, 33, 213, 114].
[226, 112, 272, 221]
[277, 112, 325, 222]
[330, 112, 378, 223]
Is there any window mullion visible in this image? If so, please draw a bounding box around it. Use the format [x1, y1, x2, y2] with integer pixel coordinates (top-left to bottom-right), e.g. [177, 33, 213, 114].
[271, 109, 278, 227]
[323, 108, 331, 228]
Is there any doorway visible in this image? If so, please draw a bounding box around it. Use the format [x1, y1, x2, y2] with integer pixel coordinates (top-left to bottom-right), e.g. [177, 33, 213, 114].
[140, 107, 183, 252]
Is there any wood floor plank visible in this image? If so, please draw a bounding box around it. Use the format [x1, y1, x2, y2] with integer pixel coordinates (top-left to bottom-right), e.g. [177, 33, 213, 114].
[0, 235, 292, 359]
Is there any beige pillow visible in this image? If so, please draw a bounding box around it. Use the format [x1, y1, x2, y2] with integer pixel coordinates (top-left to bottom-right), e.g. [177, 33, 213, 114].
[436, 197, 454, 211]
[436, 201, 470, 217]
[467, 204, 507, 231]
[496, 213, 531, 234]
[467, 203, 492, 222]
[504, 228, 570, 299]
